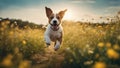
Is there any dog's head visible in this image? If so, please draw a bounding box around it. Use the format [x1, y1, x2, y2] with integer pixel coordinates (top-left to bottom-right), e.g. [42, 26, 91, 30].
[45, 7, 67, 30]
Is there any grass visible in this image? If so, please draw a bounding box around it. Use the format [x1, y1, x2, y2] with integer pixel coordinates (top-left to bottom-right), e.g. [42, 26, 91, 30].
[0, 17, 120, 68]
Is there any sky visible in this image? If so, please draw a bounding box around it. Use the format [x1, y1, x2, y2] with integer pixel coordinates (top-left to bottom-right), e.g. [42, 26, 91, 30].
[0, 0, 120, 24]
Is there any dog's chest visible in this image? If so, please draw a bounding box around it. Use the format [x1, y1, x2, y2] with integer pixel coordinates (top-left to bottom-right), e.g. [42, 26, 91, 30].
[50, 31, 62, 41]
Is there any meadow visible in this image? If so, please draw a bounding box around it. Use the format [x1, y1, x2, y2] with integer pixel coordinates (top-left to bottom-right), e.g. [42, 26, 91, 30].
[0, 15, 120, 68]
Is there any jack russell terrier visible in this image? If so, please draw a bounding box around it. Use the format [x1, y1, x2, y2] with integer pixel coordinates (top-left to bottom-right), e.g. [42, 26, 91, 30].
[44, 7, 67, 51]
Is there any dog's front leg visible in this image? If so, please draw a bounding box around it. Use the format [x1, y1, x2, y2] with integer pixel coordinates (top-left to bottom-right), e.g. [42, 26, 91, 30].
[44, 35, 51, 47]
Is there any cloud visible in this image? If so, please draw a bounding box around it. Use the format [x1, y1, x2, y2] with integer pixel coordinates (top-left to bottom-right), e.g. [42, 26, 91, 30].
[105, 6, 120, 15]
[70, 0, 96, 3]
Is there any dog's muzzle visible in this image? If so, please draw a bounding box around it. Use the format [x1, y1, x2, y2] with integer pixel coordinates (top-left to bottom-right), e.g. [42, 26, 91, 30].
[50, 20, 60, 31]
[50, 24, 59, 31]
[50, 21, 59, 31]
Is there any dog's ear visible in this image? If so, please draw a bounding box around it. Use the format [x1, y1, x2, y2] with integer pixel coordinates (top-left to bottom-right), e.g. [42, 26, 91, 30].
[45, 7, 53, 18]
[58, 9, 67, 19]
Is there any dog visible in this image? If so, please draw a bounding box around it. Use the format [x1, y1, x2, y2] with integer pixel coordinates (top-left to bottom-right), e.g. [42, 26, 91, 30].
[44, 7, 67, 51]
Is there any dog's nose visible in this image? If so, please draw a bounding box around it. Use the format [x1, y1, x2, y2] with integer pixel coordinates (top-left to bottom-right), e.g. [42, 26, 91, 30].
[53, 20, 57, 24]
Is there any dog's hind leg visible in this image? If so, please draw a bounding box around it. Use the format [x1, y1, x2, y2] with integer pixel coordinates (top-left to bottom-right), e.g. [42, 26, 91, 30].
[54, 41, 60, 51]
[54, 38, 62, 51]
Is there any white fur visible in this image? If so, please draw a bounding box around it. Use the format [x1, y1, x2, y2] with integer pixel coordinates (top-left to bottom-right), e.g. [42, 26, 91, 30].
[44, 24, 63, 47]
[54, 40, 61, 50]
[44, 7, 66, 50]
[50, 14, 59, 25]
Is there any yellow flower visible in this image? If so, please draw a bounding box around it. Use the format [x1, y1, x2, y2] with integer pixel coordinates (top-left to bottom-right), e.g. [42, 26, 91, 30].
[9, 31, 14, 35]
[18, 60, 30, 68]
[106, 42, 111, 48]
[1, 22, 5, 26]
[98, 42, 104, 47]
[117, 35, 120, 40]
[5, 21, 10, 25]
[22, 40, 26, 45]
[0, 27, 4, 31]
[93, 62, 106, 68]
[24, 26, 28, 29]
[2, 54, 13, 67]
[19, 34, 23, 37]
[14, 47, 19, 54]
[10, 24, 14, 28]
[106, 48, 119, 59]
[113, 44, 120, 50]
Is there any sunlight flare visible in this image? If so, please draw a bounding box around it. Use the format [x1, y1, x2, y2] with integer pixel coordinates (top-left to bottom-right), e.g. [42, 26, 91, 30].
[63, 9, 74, 20]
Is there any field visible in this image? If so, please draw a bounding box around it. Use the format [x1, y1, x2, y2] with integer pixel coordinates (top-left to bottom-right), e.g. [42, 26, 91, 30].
[0, 16, 120, 68]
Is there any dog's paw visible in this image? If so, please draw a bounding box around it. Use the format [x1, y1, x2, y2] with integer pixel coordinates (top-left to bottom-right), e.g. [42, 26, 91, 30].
[54, 47, 60, 51]
[45, 39, 51, 45]
[54, 45, 60, 51]
[46, 43, 51, 47]
[46, 43, 50, 45]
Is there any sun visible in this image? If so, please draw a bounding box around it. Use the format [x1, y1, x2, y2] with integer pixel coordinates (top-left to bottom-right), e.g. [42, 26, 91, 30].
[63, 10, 73, 20]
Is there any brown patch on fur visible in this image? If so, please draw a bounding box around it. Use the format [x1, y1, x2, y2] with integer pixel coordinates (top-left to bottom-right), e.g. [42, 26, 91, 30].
[45, 7, 67, 24]
[56, 14, 61, 23]
[48, 14, 54, 24]
[57, 9, 67, 19]
[45, 7, 53, 18]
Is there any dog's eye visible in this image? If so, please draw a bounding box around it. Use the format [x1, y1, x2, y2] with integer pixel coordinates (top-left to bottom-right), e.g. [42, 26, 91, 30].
[57, 16, 60, 19]
[50, 16, 54, 19]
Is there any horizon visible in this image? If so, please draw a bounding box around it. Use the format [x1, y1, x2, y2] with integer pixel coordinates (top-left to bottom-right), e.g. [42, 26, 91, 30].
[0, 0, 120, 24]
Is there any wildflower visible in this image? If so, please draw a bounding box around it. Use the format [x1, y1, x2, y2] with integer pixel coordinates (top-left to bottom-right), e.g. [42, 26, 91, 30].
[111, 27, 114, 30]
[117, 35, 120, 40]
[22, 40, 26, 45]
[1, 54, 13, 67]
[5, 21, 10, 25]
[84, 60, 93, 65]
[0, 27, 4, 31]
[88, 50, 94, 54]
[113, 44, 120, 50]
[10, 24, 14, 28]
[106, 42, 111, 48]
[14, 47, 19, 54]
[19, 34, 23, 37]
[35, 26, 37, 28]
[66, 47, 70, 51]
[9, 31, 14, 35]
[93, 62, 106, 68]
[98, 26, 102, 28]
[98, 42, 104, 47]
[106, 48, 119, 59]
[18, 60, 30, 68]
[1, 22, 5, 26]
[24, 26, 27, 29]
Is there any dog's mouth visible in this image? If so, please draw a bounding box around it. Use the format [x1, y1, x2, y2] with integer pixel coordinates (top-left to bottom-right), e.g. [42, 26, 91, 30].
[50, 24, 59, 31]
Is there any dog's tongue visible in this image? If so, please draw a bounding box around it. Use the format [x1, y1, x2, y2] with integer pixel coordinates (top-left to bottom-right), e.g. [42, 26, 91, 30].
[52, 25, 58, 30]
[53, 25, 58, 29]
